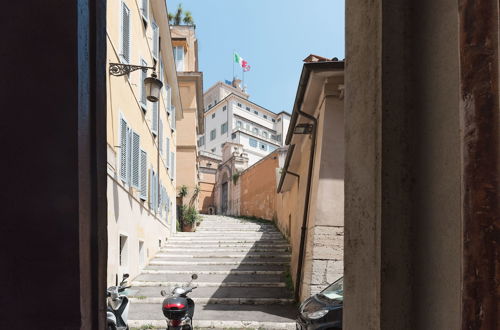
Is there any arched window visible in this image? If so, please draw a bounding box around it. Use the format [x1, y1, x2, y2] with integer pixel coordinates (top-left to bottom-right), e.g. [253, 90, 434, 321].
[236, 121, 242, 128]
[262, 131, 268, 138]
[253, 127, 259, 135]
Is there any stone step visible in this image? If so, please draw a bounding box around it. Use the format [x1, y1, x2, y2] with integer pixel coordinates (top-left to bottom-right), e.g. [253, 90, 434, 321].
[128, 303, 296, 328]
[163, 243, 289, 248]
[149, 260, 290, 266]
[130, 319, 295, 329]
[155, 253, 291, 258]
[144, 264, 287, 272]
[173, 234, 283, 238]
[151, 257, 290, 264]
[129, 297, 294, 305]
[140, 269, 285, 275]
[134, 273, 284, 283]
[160, 247, 290, 253]
[165, 239, 287, 245]
[129, 286, 294, 299]
[132, 281, 286, 288]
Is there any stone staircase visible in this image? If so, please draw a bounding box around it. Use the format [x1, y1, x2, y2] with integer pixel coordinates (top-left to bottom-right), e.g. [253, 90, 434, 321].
[128, 215, 296, 329]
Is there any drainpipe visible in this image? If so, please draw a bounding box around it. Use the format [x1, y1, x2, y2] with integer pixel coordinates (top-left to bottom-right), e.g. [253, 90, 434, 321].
[294, 109, 317, 302]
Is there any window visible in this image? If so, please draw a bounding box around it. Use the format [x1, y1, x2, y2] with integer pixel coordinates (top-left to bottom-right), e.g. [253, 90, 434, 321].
[246, 106, 250, 111]
[236, 121, 242, 128]
[211, 113, 215, 119]
[221, 122, 228, 134]
[151, 21, 159, 60]
[210, 129, 216, 141]
[254, 110, 258, 115]
[173, 46, 184, 71]
[277, 134, 282, 141]
[166, 137, 170, 168]
[269, 145, 277, 152]
[272, 118, 276, 123]
[139, 150, 147, 200]
[119, 235, 128, 266]
[140, 0, 148, 21]
[152, 102, 158, 135]
[262, 131, 268, 138]
[260, 143, 268, 151]
[223, 105, 227, 111]
[131, 131, 140, 188]
[211, 148, 216, 153]
[237, 103, 242, 108]
[119, 116, 129, 182]
[158, 118, 163, 155]
[139, 59, 148, 110]
[277, 118, 281, 122]
[120, 1, 131, 63]
[231, 133, 236, 139]
[253, 127, 259, 135]
[271, 134, 278, 141]
[208, 104, 212, 109]
[263, 114, 268, 119]
[249, 138, 257, 148]
[245, 124, 250, 130]
[198, 136, 205, 147]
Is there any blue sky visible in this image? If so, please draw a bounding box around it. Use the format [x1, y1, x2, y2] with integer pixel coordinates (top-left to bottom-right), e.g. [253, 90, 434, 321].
[167, 0, 345, 113]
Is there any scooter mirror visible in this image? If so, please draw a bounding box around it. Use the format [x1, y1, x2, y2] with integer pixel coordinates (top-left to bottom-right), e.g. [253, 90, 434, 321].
[123, 274, 129, 279]
[160, 290, 167, 297]
[191, 274, 198, 280]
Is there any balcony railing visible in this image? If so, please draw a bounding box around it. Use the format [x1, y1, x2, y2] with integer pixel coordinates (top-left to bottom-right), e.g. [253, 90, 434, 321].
[233, 127, 281, 145]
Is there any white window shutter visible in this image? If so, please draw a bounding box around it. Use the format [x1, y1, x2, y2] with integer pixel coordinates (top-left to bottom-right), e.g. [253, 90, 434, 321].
[119, 117, 128, 182]
[159, 118, 163, 155]
[126, 127, 132, 183]
[140, 150, 147, 200]
[152, 102, 158, 135]
[166, 84, 172, 114]
[140, 59, 147, 108]
[152, 22, 159, 60]
[171, 106, 176, 130]
[121, 2, 131, 63]
[166, 137, 170, 168]
[131, 131, 140, 188]
[141, 0, 148, 20]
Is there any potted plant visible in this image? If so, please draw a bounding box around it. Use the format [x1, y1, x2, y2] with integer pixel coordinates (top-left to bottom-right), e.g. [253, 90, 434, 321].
[181, 206, 201, 232]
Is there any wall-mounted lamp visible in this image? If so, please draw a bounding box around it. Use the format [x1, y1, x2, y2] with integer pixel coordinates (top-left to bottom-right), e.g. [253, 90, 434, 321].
[109, 63, 163, 103]
[293, 123, 314, 135]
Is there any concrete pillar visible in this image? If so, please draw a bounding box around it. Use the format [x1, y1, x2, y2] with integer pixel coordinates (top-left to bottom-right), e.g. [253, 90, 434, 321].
[0, 1, 107, 328]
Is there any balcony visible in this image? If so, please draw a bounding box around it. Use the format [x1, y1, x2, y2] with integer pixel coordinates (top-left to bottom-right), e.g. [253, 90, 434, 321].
[233, 127, 281, 146]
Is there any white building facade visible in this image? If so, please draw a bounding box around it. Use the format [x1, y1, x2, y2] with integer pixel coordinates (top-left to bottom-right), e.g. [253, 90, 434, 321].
[200, 81, 291, 165]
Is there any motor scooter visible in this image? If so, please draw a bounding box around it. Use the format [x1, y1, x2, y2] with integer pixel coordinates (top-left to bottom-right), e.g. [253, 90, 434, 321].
[161, 274, 198, 330]
[107, 273, 131, 330]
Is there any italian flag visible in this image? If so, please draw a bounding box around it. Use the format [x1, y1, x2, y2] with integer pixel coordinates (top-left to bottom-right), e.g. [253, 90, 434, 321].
[234, 52, 250, 71]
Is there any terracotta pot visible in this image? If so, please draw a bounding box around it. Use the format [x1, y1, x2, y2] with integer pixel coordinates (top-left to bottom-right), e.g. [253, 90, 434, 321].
[182, 223, 195, 232]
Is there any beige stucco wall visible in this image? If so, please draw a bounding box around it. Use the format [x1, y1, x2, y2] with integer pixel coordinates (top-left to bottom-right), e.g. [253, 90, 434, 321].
[276, 75, 345, 301]
[106, 0, 178, 285]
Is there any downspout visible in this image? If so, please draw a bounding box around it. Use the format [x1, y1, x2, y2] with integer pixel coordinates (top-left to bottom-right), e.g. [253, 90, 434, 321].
[294, 109, 317, 302]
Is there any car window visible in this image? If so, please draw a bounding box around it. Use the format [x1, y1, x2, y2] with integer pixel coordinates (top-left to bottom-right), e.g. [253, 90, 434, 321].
[320, 277, 343, 301]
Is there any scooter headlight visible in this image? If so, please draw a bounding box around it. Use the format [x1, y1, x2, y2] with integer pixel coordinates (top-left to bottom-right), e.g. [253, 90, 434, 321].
[301, 298, 329, 320]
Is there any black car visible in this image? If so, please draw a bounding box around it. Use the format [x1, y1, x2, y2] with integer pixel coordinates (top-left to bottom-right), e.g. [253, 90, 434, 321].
[296, 277, 343, 330]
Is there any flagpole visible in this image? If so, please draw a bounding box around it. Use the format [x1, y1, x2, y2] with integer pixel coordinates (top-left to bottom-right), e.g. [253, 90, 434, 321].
[232, 50, 235, 80]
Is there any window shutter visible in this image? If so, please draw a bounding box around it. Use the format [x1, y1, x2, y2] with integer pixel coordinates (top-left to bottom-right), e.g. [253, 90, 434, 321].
[171, 106, 176, 130]
[131, 131, 140, 188]
[152, 102, 158, 135]
[140, 59, 147, 108]
[148, 168, 153, 209]
[140, 150, 147, 200]
[170, 152, 175, 181]
[152, 22, 159, 60]
[126, 127, 132, 183]
[159, 118, 163, 155]
[119, 117, 128, 182]
[141, 0, 148, 20]
[166, 137, 170, 168]
[121, 2, 131, 63]
[166, 84, 172, 113]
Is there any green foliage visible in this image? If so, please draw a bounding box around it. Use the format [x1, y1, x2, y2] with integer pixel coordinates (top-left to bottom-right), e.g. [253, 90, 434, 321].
[180, 205, 201, 225]
[168, 3, 195, 25]
[232, 172, 240, 185]
[178, 185, 188, 198]
[284, 267, 294, 292]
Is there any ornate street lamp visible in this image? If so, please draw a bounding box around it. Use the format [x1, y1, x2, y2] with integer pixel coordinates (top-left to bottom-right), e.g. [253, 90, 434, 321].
[109, 63, 163, 102]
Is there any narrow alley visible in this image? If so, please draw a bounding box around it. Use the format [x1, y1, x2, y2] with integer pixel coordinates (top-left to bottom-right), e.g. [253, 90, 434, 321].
[128, 215, 296, 329]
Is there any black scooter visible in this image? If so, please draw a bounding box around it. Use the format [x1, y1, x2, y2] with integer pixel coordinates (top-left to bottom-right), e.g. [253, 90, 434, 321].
[161, 274, 198, 330]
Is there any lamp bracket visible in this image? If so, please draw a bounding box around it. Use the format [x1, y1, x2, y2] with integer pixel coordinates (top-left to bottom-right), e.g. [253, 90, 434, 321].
[109, 63, 156, 76]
